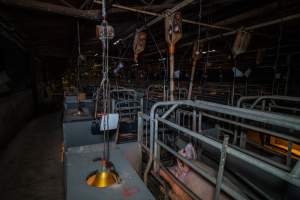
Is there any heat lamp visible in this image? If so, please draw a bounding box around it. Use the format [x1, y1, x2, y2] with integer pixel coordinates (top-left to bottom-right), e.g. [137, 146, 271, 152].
[86, 0, 120, 189]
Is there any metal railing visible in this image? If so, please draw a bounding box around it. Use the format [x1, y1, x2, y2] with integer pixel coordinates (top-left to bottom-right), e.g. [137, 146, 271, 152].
[138, 100, 300, 200]
[145, 84, 188, 112]
[110, 88, 137, 101]
[237, 95, 300, 114]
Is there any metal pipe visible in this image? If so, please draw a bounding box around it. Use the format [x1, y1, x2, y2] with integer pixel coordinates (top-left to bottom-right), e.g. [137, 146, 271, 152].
[157, 116, 300, 187]
[214, 135, 229, 200]
[195, 100, 300, 130]
[250, 95, 300, 109]
[202, 112, 300, 143]
[192, 110, 197, 132]
[161, 104, 178, 119]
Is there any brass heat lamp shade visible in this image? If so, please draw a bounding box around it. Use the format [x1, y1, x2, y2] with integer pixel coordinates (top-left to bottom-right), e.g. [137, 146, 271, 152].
[86, 170, 119, 188]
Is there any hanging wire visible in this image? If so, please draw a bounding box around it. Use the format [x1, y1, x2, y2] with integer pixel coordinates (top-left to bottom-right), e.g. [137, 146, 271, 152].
[197, 0, 202, 40]
[77, 21, 81, 90]
[272, 19, 283, 95]
[143, 15, 168, 97]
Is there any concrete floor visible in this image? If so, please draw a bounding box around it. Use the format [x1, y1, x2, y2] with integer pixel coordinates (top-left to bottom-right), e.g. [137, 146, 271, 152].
[0, 112, 64, 200]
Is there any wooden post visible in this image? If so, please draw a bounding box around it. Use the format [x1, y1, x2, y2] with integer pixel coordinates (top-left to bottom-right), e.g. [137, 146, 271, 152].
[169, 44, 175, 101]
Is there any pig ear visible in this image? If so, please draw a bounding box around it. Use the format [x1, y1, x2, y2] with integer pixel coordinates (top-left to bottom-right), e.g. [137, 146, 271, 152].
[191, 146, 197, 160]
[186, 143, 197, 160]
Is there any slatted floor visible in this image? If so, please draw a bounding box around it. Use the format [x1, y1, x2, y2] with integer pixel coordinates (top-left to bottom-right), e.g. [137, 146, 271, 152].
[0, 112, 64, 200]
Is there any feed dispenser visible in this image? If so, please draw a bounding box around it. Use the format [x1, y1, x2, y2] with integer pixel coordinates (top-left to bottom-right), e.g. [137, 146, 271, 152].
[88, 113, 120, 188]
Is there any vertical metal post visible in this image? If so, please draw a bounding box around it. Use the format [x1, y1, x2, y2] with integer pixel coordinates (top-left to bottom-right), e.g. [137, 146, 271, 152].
[239, 132, 246, 149]
[286, 140, 292, 167]
[192, 110, 197, 132]
[262, 99, 266, 111]
[233, 129, 238, 145]
[145, 120, 148, 148]
[154, 114, 160, 172]
[137, 112, 143, 145]
[140, 98, 144, 113]
[111, 99, 116, 113]
[198, 111, 202, 132]
[214, 135, 229, 200]
[137, 112, 144, 175]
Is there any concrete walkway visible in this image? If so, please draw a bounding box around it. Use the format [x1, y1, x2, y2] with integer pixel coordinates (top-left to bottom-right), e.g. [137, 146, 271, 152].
[0, 112, 64, 200]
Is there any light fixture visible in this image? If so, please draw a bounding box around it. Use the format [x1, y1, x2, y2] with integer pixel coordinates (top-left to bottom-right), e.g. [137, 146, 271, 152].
[113, 39, 122, 46]
[94, 53, 99, 57]
[86, 161, 120, 188]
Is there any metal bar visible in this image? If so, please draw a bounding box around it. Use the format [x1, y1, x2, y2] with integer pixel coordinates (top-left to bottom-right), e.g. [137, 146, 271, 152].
[149, 100, 300, 153]
[287, 141, 292, 167]
[196, 100, 300, 130]
[270, 104, 300, 113]
[138, 112, 144, 144]
[250, 95, 300, 109]
[156, 139, 247, 200]
[202, 112, 300, 143]
[161, 104, 178, 119]
[157, 116, 300, 187]
[154, 114, 160, 172]
[140, 98, 144, 113]
[214, 135, 229, 200]
[192, 110, 197, 132]
[237, 143, 291, 171]
[198, 111, 202, 132]
[234, 172, 274, 200]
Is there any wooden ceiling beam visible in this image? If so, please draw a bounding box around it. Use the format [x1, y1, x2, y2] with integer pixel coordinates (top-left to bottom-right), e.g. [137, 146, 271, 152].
[0, 0, 99, 20]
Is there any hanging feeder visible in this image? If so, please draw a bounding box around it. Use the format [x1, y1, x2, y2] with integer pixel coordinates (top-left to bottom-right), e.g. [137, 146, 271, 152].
[232, 28, 251, 58]
[165, 11, 183, 101]
[165, 12, 183, 45]
[96, 23, 115, 40]
[89, 0, 120, 190]
[133, 31, 147, 63]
